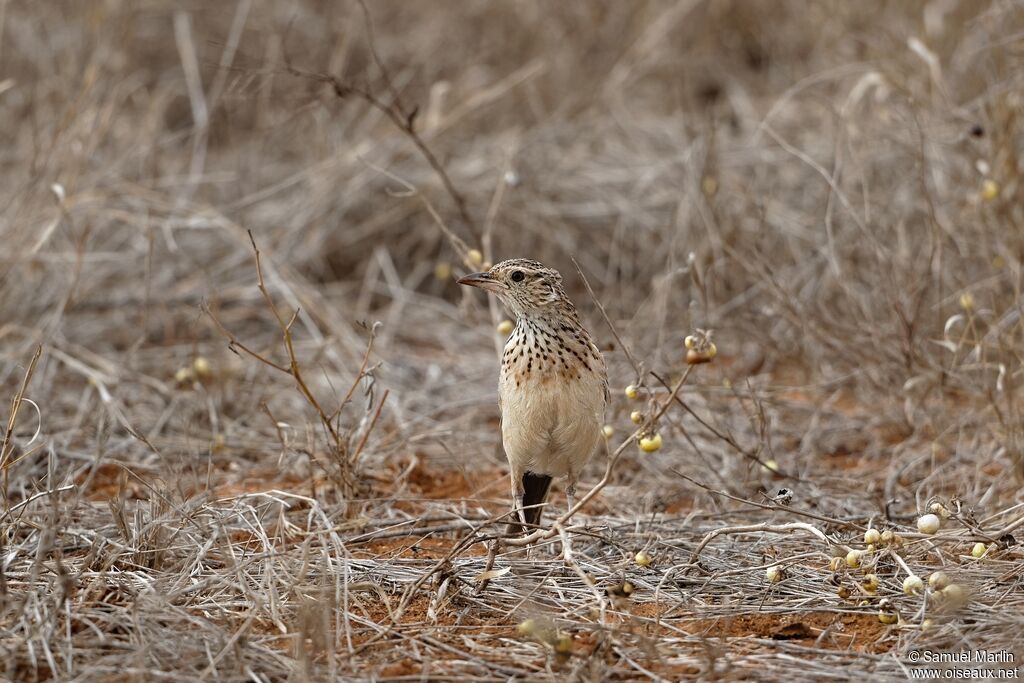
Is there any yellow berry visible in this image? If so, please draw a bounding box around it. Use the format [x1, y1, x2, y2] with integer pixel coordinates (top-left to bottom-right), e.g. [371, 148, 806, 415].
[971, 542, 987, 558]
[554, 632, 573, 654]
[630, 411, 643, 424]
[940, 583, 967, 604]
[686, 348, 710, 365]
[877, 598, 898, 624]
[497, 319, 514, 336]
[761, 459, 779, 474]
[845, 550, 863, 569]
[829, 557, 843, 571]
[864, 529, 881, 545]
[516, 619, 535, 636]
[634, 551, 652, 567]
[624, 384, 639, 399]
[878, 610, 898, 625]
[958, 292, 975, 312]
[765, 565, 783, 583]
[467, 249, 483, 267]
[878, 529, 903, 546]
[917, 514, 941, 535]
[684, 335, 696, 349]
[192, 356, 212, 379]
[434, 262, 452, 280]
[602, 425, 614, 438]
[982, 178, 999, 200]
[928, 571, 950, 591]
[702, 176, 718, 197]
[706, 342, 717, 359]
[174, 367, 194, 385]
[481, 261, 492, 271]
[862, 574, 880, 593]
[903, 575, 924, 595]
[638, 433, 662, 453]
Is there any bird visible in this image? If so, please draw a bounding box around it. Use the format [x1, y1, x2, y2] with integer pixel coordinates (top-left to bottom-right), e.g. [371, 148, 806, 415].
[458, 258, 608, 532]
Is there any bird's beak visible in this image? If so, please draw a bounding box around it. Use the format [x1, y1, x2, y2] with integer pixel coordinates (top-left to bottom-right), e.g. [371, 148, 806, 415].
[457, 271, 504, 293]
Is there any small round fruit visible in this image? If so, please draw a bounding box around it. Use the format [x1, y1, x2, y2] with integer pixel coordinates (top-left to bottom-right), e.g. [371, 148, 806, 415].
[982, 179, 999, 201]
[845, 550, 863, 569]
[497, 319, 514, 336]
[686, 348, 711, 365]
[941, 583, 966, 604]
[971, 542, 987, 558]
[877, 598, 898, 624]
[862, 574, 880, 593]
[625, 384, 639, 399]
[554, 633, 572, 654]
[903, 575, 924, 595]
[433, 262, 452, 280]
[602, 425, 614, 439]
[467, 249, 483, 267]
[638, 433, 662, 453]
[928, 571, 950, 591]
[917, 513, 941, 535]
[702, 176, 718, 196]
[630, 411, 643, 424]
[192, 357, 212, 379]
[829, 557, 843, 571]
[864, 529, 881, 545]
[516, 619, 535, 636]
[174, 367, 194, 385]
[684, 335, 696, 349]
[765, 565, 783, 583]
[634, 551, 652, 567]
[930, 502, 950, 518]
[761, 459, 779, 474]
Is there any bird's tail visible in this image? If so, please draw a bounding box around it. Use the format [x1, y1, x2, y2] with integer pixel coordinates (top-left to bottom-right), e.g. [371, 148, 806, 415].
[510, 472, 552, 535]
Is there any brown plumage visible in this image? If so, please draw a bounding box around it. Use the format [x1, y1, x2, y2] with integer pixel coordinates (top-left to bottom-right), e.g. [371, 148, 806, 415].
[458, 259, 608, 532]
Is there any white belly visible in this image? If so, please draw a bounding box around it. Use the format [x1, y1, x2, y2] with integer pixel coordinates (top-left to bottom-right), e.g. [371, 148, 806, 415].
[499, 370, 605, 478]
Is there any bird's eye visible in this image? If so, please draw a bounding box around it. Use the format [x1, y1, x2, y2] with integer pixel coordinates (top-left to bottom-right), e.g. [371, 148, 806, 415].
[511, 270, 525, 282]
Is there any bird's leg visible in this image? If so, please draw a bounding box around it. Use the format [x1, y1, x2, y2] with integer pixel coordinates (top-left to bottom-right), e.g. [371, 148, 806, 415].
[565, 477, 577, 514]
[511, 473, 526, 527]
[510, 472, 533, 557]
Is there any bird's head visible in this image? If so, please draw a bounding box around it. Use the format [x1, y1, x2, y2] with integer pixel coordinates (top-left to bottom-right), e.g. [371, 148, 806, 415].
[458, 258, 570, 319]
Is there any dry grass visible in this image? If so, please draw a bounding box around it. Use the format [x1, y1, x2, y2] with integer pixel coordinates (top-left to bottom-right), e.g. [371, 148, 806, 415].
[2, 1, 1024, 680]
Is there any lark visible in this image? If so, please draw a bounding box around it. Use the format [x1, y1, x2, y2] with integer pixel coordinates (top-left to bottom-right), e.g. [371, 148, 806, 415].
[459, 259, 608, 531]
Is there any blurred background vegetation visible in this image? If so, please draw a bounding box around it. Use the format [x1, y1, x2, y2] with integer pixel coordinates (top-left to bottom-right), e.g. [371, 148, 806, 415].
[2, 1, 1024, 678]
